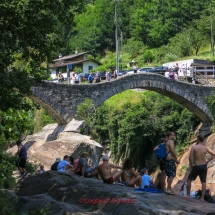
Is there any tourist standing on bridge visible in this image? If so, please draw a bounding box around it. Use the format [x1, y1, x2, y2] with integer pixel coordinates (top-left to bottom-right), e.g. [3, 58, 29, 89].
[165, 70, 170, 79]
[105, 70, 111, 81]
[113, 69, 117, 79]
[185, 134, 215, 201]
[58, 72, 64, 83]
[74, 72, 80, 84]
[95, 71, 101, 83]
[174, 72, 178, 81]
[70, 73, 75, 84]
[88, 73, 93, 83]
[133, 62, 138, 73]
[164, 131, 179, 194]
[175, 63, 179, 73]
[189, 64, 194, 78]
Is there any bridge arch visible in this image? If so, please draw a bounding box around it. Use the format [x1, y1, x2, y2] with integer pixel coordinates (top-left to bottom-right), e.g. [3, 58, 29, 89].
[31, 73, 214, 134]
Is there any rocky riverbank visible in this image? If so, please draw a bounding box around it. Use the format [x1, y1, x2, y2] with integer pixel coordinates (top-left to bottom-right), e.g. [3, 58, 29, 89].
[6, 171, 215, 215]
[6, 121, 215, 214]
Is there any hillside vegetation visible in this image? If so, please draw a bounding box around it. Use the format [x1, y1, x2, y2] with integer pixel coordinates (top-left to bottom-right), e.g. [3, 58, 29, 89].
[69, 0, 215, 69]
[77, 90, 200, 169]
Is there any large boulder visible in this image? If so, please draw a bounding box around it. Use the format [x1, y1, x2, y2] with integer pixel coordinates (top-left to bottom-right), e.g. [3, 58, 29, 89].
[7, 122, 103, 169]
[8, 171, 215, 215]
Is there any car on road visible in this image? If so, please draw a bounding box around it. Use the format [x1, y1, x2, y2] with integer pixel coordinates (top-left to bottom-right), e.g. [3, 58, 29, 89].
[99, 72, 106, 80]
[126, 70, 134, 74]
[151, 66, 168, 75]
[118, 71, 128, 76]
[138, 68, 153, 73]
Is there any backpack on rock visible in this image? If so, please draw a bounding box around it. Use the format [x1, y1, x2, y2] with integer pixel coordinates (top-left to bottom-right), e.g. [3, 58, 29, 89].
[51, 162, 60, 171]
[195, 189, 215, 203]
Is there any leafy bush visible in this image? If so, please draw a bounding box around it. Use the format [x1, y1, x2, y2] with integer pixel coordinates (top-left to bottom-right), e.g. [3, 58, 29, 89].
[0, 109, 34, 147]
[76, 98, 95, 135]
[0, 190, 17, 215]
[206, 91, 215, 132]
[33, 108, 55, 133]
[122, 37, 147, 58]
[0, 152, 16, 189]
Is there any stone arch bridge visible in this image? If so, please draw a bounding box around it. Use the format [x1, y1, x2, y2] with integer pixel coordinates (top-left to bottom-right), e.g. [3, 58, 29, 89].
[30, 73, 215, 135]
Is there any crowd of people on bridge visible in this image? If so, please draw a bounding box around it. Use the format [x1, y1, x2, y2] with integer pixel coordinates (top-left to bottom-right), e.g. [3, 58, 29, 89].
[57, 69, 118, 84]
[164, 63, 196, 84]
[57, 61, 197, 85]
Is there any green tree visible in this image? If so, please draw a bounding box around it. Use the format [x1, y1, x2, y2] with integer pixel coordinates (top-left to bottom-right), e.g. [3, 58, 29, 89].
[76, 98, 96, 134]
[169, 30, 193, 57]
[122, 37, 147, 58]
[0, 0, 83, 111]
[0, 108, 34, 148]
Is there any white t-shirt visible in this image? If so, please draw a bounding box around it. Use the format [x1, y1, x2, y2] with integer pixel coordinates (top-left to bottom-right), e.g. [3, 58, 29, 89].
[75, 74, 79, 81]
[133, 65, 138, 71]
[165, 71, 169, 78]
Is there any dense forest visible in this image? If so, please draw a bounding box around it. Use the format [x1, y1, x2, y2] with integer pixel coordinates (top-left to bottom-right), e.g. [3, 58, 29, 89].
[69, 0, 214, 62]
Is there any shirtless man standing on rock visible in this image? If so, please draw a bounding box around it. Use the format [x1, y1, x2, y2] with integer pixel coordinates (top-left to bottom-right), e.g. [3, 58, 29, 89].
[98, 155, 122, 184]
[164, 131, 180, 194]
[185, 134, 215, 201]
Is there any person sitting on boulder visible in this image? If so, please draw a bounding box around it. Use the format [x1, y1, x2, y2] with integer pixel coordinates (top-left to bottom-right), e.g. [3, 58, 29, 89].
[77, 152, 98, 178]
[121, 157, 142, 188]
[141, 168, 154, 188]
[98, 155, 122, 184]
[55, 157, 61, 163]
[66, 156, 74, 171]
[57, 155, 74, 173]
[38, 165, 45, 174]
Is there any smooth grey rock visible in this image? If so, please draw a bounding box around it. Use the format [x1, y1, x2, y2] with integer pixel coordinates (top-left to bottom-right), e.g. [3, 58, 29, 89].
[10, 171, 215, 215]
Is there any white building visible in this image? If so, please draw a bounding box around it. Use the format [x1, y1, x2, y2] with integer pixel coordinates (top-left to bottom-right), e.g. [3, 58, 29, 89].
[49, 51, 102, 79]
[163, 59, 215, 77]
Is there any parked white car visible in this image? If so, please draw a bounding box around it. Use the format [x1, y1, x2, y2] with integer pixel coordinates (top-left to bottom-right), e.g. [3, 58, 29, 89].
[126, 70, 134, 74]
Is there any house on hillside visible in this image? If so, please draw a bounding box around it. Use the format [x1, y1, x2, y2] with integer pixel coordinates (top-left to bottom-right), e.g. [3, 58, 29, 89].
[49, 51, 102, 79]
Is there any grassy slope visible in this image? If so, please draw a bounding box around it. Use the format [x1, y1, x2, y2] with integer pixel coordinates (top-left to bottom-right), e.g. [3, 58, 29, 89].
[104, 89, 145, 112]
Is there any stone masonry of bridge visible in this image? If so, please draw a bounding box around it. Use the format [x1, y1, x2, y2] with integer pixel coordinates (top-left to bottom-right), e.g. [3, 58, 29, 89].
[30, 73, 215, 135]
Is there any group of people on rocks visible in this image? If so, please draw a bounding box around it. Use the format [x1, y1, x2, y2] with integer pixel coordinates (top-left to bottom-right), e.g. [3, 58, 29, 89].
[48, 152, 154, 189]
[16, 130, 215, 202]
[154, 132, 215, 202]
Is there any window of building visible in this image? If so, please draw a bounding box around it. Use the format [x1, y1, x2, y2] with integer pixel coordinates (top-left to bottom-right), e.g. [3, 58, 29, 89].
[88, 66, 93, 71]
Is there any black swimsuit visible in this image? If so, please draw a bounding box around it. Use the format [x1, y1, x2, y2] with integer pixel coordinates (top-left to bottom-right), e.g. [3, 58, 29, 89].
[188, 164, 207, 183]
